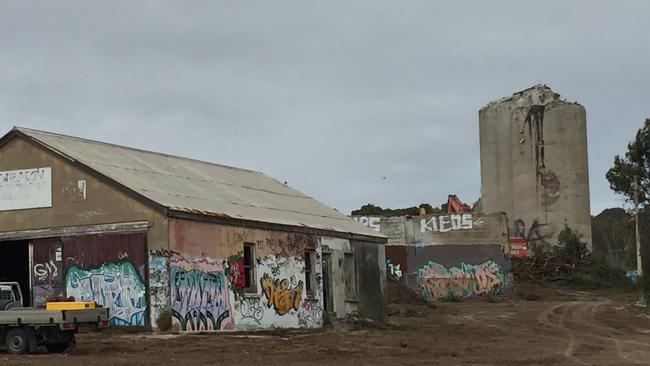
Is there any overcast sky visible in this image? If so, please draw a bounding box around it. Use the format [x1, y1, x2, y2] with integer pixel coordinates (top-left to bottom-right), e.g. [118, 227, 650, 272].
[0, 1, 648, 215]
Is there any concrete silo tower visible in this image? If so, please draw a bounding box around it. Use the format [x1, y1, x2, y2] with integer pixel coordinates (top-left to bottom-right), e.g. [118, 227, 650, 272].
[479, 84, 591, 252]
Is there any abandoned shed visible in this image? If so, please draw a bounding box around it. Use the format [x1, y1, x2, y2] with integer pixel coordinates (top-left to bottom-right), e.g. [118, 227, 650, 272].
[0, 127, 387, 330]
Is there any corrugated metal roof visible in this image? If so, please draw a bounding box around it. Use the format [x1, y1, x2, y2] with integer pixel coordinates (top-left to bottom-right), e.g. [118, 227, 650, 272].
[11, 127, 384, 239]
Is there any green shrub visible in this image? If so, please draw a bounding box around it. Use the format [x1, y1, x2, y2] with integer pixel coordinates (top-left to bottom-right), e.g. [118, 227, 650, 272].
[156, 309, 172, 331]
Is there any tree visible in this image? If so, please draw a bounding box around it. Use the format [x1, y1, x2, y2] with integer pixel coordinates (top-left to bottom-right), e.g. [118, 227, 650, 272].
[606, 118, 650, 205]
[351, 202, 445, 217]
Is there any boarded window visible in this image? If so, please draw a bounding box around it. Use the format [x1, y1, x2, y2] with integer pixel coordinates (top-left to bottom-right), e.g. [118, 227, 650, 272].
[343, 253, 357, 300]
[243, 243, 256, 292]
[304, 251, 316, 296]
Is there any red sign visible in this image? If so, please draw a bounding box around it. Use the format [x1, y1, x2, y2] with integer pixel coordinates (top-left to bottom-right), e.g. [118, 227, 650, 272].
[509, 237, 528, 258]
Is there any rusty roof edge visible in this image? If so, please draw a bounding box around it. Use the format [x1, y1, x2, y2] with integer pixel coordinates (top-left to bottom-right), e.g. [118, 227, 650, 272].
[167, 209, 387, 243]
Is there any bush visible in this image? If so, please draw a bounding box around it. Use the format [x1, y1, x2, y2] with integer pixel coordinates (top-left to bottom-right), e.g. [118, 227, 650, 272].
[156, 309, 172, 331]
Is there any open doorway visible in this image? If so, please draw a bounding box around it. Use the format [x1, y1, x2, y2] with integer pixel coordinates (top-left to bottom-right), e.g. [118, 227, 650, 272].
[0, 240, 30, 306]
[321, 253, 334, 314]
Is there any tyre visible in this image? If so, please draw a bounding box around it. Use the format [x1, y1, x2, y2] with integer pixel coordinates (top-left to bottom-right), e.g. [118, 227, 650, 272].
[45, 343, 69, 353]
[5, 328, 29, 354]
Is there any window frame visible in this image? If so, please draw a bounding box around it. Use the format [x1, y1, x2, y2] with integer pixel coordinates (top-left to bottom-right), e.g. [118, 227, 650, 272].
[243, 243, 257, 293]
[304, 250, 316, 297]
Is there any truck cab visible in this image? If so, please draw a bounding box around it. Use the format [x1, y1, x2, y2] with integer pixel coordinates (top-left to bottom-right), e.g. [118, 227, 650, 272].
[0, 283, 23, 311]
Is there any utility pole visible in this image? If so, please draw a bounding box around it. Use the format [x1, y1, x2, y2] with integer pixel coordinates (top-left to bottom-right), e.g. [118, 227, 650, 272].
[634, 176, 643, 277]
[634, 175, 645, 307]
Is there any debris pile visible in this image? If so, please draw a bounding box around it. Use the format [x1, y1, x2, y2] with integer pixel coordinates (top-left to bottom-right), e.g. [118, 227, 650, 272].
[387, 276, 427, 305]
[512, 256, 578, 283]
[512, 255, 631, 289]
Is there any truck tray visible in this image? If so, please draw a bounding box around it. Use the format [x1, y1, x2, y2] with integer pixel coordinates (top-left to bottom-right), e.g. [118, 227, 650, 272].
[46, 302, 96, 311]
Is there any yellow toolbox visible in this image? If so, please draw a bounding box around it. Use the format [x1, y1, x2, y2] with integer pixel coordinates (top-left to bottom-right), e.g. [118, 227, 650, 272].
[46, 301, 96, 311]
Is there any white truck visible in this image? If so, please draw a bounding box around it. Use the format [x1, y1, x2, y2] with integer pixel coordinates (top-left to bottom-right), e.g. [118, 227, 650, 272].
[0, 282, 109, 354]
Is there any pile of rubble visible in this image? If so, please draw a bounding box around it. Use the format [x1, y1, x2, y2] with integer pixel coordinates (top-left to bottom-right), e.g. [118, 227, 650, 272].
[512, 256, 578, 283]
[512, 254, 631, 289]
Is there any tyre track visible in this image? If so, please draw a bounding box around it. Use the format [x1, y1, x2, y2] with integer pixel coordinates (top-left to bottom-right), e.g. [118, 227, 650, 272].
[537, 300, 650, 365]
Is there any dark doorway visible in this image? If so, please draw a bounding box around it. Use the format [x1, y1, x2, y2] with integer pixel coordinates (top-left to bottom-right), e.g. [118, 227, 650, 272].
[0, 240, 30, 306]
[321, 253, 334, 314]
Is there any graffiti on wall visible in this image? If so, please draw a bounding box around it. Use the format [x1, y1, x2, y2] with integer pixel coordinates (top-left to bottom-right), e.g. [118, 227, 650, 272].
[149, 252, 169, 325]
[260, 233, 318, 257]
[33, 261, 58, 281]
[170, 255, 233, 331]
[418, 260, 505, 299]
[298, 298, 323, 328]
[386, 258, 402, 280]
[226, 254, 245, 292]
[66, 261, 147, 326]
[420, 214, 477, 233]
[352, 216, 381, 231]
[513, 219, 556, 254]
[260, 273, 303, 315]
[239, 296, 264, 324]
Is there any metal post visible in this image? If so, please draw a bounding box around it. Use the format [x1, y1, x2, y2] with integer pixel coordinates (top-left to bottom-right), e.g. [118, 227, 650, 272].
[634, 176, 646, 307]
[634, 176, 643, 277]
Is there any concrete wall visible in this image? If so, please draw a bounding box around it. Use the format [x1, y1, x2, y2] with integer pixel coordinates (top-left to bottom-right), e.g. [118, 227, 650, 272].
[387, 244, 512, 299]
[355, 212, 511, 299]
[352, 213, 508, 247]
[479, 85, 592, 252]
[167, 219, 386, 331]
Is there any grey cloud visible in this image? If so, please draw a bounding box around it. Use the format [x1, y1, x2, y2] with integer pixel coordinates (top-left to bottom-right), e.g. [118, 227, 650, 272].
[0, 0, 649, 214]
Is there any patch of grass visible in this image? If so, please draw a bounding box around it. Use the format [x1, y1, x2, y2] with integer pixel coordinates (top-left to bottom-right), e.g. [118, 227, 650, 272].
[386, 323, 410, 331]
[438, 294, 463, 303]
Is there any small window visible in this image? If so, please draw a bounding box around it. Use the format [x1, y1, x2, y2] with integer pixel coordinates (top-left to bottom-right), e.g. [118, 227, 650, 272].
[344, 252, 357, 300]
[243, 243, 256, 292]
[304, 251, 315, 296]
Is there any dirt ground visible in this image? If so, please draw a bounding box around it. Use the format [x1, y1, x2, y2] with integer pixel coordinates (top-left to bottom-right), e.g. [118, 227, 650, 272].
[4, 283, 650, 366]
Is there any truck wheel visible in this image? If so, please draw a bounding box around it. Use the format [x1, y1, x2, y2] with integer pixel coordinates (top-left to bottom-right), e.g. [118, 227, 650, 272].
[45, 343, 69, 353]
[6, 328, 29, 354]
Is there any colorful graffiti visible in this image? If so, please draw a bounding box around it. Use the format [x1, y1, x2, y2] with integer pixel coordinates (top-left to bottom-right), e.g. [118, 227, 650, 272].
[418, 260, 505, 299]
[65, 261, 147, 326]
[149, 254, 169, 326]
[170, 255, 233, 331]
[226, 254, 245, 291]
[260, 273, 303, 315]
[298, 298, 322, 328]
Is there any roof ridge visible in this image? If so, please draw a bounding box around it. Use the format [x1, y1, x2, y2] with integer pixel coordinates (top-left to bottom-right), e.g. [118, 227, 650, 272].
[13, 126, 262, 175]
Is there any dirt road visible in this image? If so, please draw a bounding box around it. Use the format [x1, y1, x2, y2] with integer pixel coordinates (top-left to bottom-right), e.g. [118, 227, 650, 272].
[2, 288, 650, 365]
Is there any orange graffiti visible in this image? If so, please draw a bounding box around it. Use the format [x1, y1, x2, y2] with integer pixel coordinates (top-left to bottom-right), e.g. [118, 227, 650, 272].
[260, 273, 303, 315]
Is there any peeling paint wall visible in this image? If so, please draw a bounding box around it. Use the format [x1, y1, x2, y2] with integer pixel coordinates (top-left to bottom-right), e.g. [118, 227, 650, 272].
[479, 85, 591, 252]
[168, 219, 386, 329]
[169, 219, 325, 330]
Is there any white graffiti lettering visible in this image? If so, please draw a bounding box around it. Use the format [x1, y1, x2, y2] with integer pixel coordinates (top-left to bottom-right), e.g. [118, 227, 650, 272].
[33, 261, 58, 281]
[352, 216, 381, 231]
[420, 214, 475, 233]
